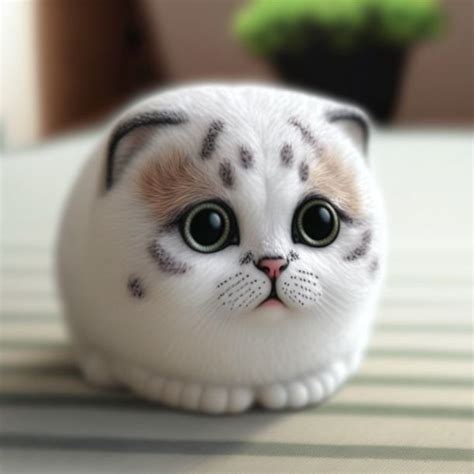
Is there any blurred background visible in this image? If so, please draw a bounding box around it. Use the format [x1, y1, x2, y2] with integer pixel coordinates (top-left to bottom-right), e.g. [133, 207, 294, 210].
[1, 0, 473, 149]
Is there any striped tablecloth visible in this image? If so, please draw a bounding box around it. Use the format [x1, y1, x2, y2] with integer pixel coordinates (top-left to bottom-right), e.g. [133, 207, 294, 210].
[1, 128, 472, 472]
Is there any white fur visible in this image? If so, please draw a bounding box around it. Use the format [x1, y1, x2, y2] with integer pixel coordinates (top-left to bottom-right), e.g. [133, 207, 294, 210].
[56, 84, 386, 414]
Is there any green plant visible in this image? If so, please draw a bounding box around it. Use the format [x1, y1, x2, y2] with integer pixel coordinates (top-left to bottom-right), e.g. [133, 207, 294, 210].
[234, 0, 443, 55]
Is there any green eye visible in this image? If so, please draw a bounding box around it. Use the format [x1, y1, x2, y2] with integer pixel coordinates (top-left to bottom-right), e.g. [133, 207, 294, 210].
[181, 202, 237, 253]
[293, 198, 340, 247]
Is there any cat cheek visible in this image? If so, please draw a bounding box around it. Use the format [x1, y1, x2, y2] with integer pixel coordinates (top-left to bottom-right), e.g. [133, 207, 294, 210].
[148, 238, 190, 276]
[274, 267, 319, 309]
[217, 274, 268, 312]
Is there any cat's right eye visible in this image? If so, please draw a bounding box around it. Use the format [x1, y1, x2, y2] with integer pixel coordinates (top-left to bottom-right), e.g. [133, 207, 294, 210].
[180, 201, 239, 253]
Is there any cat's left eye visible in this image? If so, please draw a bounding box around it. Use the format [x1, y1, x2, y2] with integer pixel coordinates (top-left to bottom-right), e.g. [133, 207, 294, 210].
[293, 198, 340, 247]
[181, 201, 238, 253]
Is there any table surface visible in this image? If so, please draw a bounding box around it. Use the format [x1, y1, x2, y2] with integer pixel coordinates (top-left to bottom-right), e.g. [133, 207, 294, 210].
[0, 127, 472, 473]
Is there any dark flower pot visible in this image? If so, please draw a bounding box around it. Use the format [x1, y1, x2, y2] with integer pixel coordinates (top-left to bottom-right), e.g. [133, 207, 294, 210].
[273, 42, 407, 122]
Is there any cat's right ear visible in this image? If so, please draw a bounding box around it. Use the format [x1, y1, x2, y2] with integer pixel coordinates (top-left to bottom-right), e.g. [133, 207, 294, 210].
[326, 108, 370, 159]
[105, 110, 188, 190]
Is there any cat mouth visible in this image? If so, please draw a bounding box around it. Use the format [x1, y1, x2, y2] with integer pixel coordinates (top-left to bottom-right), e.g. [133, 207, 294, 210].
[259, 285, 285, 308]
[260, 298, 284, 308]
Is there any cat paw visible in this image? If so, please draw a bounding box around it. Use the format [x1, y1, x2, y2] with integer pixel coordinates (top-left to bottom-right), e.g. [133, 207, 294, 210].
[76, 349, 119, 388]
[76, 348, 361, 414]
[109, 363, 255, 414]
[256, 354, 361, 410]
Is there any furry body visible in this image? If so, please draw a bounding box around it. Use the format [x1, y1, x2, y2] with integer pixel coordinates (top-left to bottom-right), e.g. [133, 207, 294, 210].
[57, 84, 386, 413]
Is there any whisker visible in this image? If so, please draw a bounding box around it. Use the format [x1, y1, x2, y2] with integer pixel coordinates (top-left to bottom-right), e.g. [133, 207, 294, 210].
[227, 280, 254, 299]
[282, 287, 298, 305]
[216, 271, 244, 290]
[228, 284, 254, 307]
[217, 275, 246, 299]
[296, 269, 319, 279]
[239, 290, 257, 309]
[244, 292, 262, 309]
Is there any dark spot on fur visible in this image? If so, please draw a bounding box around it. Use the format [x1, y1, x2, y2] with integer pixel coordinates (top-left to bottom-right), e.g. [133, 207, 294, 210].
[240, 251, 254, 265]
[288, 250, 300, 262]
[127, 276, 145, 299]
[148, 241, 188, 274]
[289, 118, 317, 147]
[201, 120, 224, 159]
[344, 230, 372, 262]
[239, 146, 253, 169]
[289, 117, 324, 154]
[280, 143, 294, 167]
[219, 160, 234, 187]
[299, 162, 309, 182]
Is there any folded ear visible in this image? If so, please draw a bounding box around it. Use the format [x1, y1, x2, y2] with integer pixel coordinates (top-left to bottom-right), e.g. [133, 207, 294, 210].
[105, 110, 188, 190]
[326, 108, 370, 158]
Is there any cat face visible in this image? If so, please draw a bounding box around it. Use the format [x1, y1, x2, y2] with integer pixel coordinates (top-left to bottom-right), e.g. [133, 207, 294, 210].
[101, 85, 384, 329]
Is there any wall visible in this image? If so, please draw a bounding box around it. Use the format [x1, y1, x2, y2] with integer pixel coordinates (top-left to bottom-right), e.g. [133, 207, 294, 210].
[36, 0, 157, 138]
[2, 1, 42, 147]
[139, 0, 275, 82]
[2, 0, 472, 148]
[140, 0, 473, 124]
[397, 0, 473, 123]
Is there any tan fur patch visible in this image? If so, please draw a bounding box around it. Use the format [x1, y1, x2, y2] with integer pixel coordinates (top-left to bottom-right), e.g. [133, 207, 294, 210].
[309, 151, 366, 217]
[138, 150, 217, 224]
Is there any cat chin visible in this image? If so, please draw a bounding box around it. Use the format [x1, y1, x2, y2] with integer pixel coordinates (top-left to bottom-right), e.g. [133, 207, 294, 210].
[244, 303, 291, 322]
[76, 345, 362, 414]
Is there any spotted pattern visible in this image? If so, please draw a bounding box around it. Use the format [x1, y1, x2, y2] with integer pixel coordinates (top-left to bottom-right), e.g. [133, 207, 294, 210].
[240, 251, 254, 265]
[239, 146, 254, 169]
[148, 241, 188, 274]
[289, 117, 317, 147]
[219, 160, 235, 187]
[344, 230, 372, 262]
[280, 143, 294, 167]
[127, 276, 145, 299]
[201, 120, 224, 159]
[287, 250, 300, 262]
[299, 162, 309, 182]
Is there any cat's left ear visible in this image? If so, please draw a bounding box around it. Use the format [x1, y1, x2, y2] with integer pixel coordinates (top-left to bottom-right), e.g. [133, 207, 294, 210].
[105, 110, 188, 190]
[326, 108, 370, 158]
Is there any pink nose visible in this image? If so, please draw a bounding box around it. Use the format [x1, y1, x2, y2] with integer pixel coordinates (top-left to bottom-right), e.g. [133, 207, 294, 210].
[256, 258, 288, 280]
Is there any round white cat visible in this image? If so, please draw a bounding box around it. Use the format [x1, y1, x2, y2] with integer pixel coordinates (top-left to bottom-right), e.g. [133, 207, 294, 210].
[57, 84, 386, 414]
